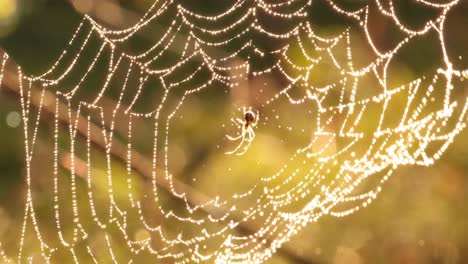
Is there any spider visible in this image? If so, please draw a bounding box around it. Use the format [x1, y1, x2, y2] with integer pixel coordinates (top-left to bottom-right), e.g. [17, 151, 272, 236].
[226, 108, 259, 155]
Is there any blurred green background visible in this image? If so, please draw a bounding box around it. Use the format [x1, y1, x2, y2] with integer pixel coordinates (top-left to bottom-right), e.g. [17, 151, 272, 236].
[0, 0, 468, 263]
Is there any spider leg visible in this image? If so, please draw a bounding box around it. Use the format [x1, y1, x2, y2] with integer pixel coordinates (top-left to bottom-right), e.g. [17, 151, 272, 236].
[236, 133, 253, 155]
[236, 145, 249, 155]
[226, 124, 245, 141]
[236, 118, 245, 125]
[230, 118, 245, 127]
[226, 133, 243, 140]
[226, 132, 246, 155]
[249, 127, 255, 139]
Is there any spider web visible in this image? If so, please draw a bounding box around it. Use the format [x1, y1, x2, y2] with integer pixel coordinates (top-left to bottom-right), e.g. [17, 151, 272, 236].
[0, 0, 467, 263]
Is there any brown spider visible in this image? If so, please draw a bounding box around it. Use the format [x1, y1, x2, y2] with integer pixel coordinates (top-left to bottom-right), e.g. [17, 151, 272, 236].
[226, 107, 259, 155]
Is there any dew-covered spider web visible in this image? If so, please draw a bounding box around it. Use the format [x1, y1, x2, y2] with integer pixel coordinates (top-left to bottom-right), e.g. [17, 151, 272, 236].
[0, 0, 468, 263]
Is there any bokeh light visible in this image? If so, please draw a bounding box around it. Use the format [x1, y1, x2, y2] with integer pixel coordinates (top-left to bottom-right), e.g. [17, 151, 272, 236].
[0, 0, 17, 37]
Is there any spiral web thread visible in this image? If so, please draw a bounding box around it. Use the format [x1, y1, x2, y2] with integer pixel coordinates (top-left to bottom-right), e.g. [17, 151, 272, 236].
[0, 0, 467, 263]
